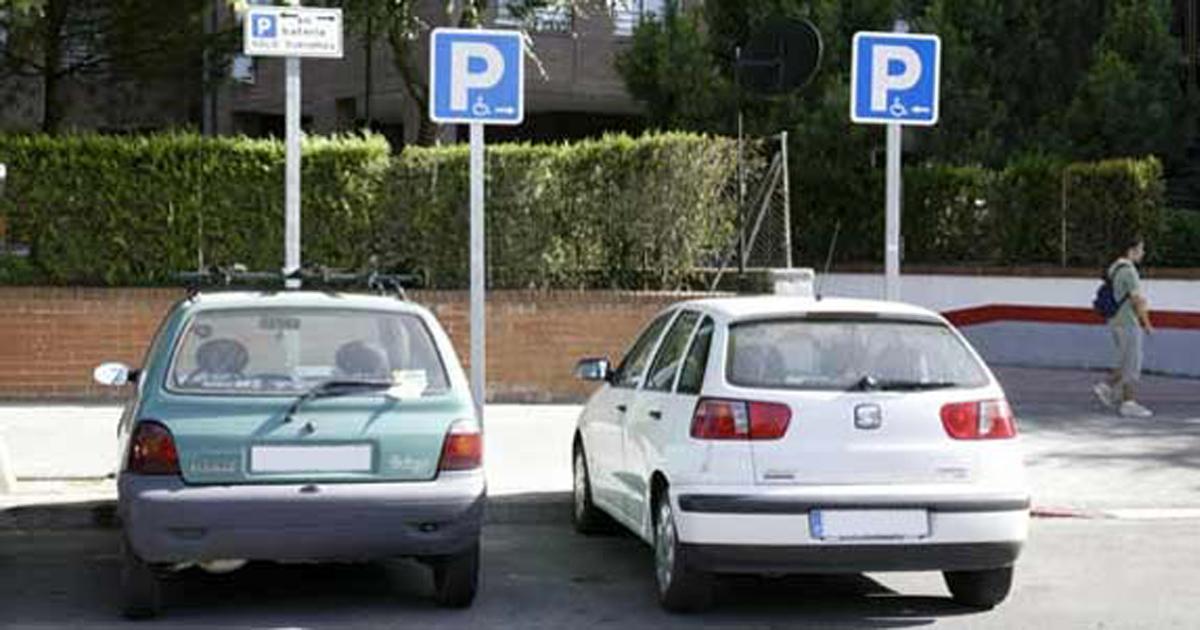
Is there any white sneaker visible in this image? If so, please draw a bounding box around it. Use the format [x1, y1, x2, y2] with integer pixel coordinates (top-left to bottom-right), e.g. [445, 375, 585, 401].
[1119, 401, 1153, 418]
[1092, 382, 1116, 408]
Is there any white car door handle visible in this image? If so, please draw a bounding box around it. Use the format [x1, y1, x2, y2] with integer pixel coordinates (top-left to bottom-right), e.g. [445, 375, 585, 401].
[616, 404, 627, 413]
[648, 410, 662, 420]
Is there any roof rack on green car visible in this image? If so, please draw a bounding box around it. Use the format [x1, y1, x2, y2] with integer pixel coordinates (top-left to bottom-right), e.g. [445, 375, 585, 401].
[177, 265, 425, 301]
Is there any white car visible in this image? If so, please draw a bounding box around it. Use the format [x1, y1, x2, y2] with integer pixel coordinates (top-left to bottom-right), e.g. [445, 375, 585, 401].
[571, 296, 1029, 612]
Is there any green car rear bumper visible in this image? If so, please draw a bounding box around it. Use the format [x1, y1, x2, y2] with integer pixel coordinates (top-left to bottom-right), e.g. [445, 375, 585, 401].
[119, 470, 485, 564]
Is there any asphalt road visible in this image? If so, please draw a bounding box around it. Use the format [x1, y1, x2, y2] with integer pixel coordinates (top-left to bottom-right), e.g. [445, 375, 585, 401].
[2, 517, 1197, 629]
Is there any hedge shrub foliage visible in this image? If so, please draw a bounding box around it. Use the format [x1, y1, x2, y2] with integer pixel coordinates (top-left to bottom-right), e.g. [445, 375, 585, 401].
[0, 131, 1182, 289]
[0, 132, 736, 288]
[386, 133, 737, 288]
[795, 154, 1171, 268]
[0, 133, 391, 285]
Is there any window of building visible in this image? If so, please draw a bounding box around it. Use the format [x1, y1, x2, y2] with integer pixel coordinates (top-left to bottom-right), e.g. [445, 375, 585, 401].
[495, 0, 574, 34]
[611, 0, 666, 37]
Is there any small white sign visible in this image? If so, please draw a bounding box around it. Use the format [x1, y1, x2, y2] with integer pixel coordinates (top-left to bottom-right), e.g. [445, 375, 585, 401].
[250, 444, 372, 473]
[810, 509, 930, 540]
[244, 6, 343, 59]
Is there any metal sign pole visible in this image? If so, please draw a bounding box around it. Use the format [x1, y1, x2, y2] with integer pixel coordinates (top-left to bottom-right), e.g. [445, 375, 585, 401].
[285, 54, 301, 289]
[780, 131, 793, 268]
[885, 123, 901, 301]
[244, 2, 341, 289]
[469, 123, 486, 420]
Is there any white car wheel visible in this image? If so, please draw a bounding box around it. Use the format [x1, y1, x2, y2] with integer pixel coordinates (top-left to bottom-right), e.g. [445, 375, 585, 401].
[572, 444, 606, 533]
[653, 491, 712, 612]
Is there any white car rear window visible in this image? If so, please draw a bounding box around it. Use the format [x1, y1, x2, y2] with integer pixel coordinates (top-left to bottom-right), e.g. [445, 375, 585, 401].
[169, 308, 449, 395]
[727, 318, 989, 391]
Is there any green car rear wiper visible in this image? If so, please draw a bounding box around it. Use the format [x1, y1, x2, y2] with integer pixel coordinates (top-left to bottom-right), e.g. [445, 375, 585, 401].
[284, 379, 391, 422]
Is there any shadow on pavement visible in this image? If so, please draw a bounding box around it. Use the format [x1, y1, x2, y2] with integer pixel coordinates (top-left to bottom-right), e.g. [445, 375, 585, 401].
[0, 524, 990, 628]
[0, 499, 116, 530]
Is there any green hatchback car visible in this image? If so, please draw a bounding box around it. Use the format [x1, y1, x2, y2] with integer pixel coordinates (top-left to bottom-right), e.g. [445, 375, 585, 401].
[93, 290, 484, 618]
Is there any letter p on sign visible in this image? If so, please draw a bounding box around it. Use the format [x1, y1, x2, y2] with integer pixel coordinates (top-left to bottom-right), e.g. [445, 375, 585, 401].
[870, 45, 921, 112]
[254, 15, 276, 38]
[450, 42, 505, 111]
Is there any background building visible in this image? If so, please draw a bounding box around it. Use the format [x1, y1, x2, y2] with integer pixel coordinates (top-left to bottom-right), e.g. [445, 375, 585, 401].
[215, 1, 667, 146]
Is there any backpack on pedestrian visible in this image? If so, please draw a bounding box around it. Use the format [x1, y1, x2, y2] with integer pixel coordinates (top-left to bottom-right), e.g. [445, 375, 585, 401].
[1092, 261, 1131, 321]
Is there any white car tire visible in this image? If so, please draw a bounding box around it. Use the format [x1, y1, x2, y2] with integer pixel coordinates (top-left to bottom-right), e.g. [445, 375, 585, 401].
[572, 444, 608, 534]
[944, 566, 1014, 609]
[654, 490, 713, 612]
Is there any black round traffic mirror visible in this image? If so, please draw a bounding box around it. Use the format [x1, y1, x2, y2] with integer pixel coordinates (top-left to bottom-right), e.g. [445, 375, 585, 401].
[738, 17, 823, 94]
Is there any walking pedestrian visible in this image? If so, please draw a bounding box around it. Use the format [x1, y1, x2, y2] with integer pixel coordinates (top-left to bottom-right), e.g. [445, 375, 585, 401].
[1093, 236, 1154, 417]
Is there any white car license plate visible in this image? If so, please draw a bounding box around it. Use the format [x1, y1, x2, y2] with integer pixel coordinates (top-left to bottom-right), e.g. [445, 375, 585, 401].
[250, 444, 373, 473]
[809, 509, 929, 540]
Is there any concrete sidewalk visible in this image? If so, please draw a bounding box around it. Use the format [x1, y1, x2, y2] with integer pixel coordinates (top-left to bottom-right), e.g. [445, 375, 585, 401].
[1, 367, 1197, 522]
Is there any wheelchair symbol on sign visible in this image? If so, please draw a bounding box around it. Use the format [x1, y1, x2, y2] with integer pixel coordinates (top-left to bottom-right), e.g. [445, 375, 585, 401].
[472, 96, 491, 117]
[889, 97, 907, 118]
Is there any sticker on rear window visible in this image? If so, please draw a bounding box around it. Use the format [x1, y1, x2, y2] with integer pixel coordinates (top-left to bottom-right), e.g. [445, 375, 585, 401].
[388, 369, 429, 398]
[259, 316, 301, 331]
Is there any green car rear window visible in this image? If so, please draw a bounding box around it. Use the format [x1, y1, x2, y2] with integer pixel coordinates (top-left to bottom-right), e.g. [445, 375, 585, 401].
[168, 308, 450, 396]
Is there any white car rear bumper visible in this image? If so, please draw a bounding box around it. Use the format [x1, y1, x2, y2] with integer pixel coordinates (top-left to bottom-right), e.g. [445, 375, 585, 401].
[671, 486, 1028, 573]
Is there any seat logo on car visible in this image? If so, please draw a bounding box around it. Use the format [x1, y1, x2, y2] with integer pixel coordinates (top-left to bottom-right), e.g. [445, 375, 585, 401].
[854, 404, 883, 430]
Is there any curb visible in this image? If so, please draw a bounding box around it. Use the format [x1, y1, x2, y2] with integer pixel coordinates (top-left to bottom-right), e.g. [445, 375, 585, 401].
[8, 497, 1199, 532]
[0, 493, 575, 532]
[1029, 506, 1103, 519]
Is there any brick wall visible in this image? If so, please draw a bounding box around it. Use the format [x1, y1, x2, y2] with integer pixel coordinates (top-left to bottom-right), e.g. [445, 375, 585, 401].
[0, 288, 703, 402]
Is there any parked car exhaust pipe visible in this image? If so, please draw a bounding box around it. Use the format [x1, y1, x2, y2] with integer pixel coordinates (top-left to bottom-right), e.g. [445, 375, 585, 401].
[198, 559, 247, 574]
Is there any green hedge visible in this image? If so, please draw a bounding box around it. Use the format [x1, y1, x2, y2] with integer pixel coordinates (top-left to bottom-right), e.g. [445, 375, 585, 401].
[0, 131, 1183, 289]
[387, 133, 737, 289]
[1155, 207, 1200, 268]
[0, 132, 737, 288]
[903, 165, 993, 264]
[0, 133, 390, 285]
[1062, 158, 1165, 266]
[792, 154, 1172, 268]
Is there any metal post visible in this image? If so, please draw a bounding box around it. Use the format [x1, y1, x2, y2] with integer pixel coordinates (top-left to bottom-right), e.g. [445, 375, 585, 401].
[780, 131, 793, 268]
[1189, 0, 1198, 98]
[364, 15, 373, 125]
[735, 46, 746, 275]
[1061, 169, 1069, 267]
[884, 123, 901, 301]
[469, 123, 485, 421]
[285, 55, 301, 289]
[202, 0, 215, 136]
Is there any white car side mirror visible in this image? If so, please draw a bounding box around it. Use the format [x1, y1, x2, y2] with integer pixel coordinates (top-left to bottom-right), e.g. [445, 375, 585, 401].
[93, 362, 132, 387]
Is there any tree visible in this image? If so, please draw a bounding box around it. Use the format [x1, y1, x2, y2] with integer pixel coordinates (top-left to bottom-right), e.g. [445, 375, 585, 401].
[915, 0, 1114, 164]
[0, 0, 226, 133]
[1065, 0, 1190, 161]
[340, 0, 565, 146]
[614, 2, 730, 132]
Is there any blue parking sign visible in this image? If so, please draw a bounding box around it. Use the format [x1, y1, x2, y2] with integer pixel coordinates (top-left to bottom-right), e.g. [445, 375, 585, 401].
[851, 32, 941, 126]
[429, 28, 524, 126]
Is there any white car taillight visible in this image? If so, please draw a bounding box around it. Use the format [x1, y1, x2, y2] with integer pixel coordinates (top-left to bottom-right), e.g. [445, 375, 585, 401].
[941, 400, 1017, 440]
[690, 398, 791, 440]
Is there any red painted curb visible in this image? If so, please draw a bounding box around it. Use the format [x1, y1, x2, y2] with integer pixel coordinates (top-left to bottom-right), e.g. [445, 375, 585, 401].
[1030, 506, 1101, 519]
[943, 305, 1200, 330]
